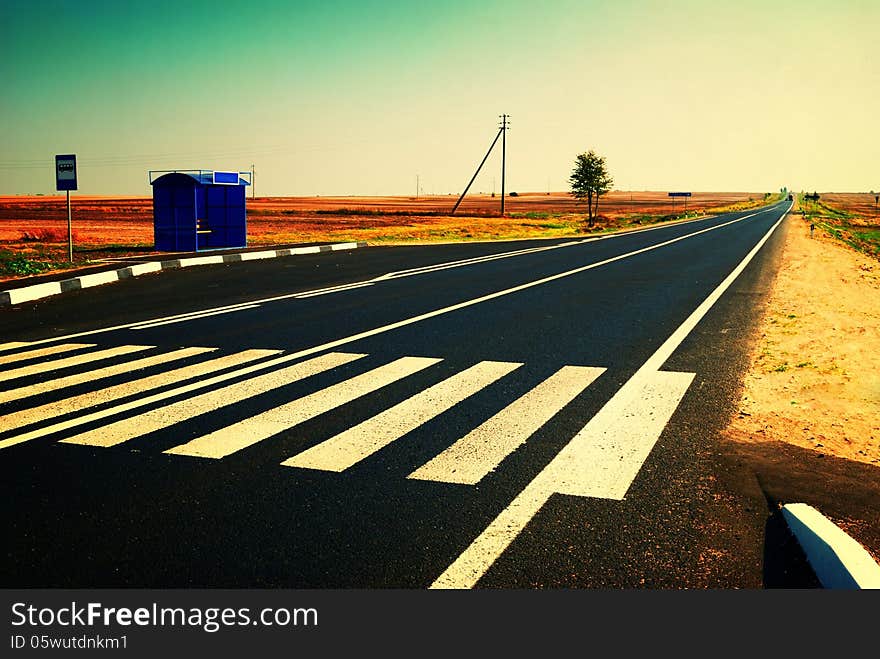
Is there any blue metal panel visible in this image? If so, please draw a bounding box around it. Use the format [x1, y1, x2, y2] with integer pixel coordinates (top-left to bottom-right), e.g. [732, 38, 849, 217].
[150, 170, 248, 252]
[213, 171, 240, 185]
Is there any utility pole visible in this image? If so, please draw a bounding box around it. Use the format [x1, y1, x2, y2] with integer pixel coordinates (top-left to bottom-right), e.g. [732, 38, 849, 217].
[251, 164, 255, 199]
[451, 120, 504, 215]
[500, 114, 509, 216]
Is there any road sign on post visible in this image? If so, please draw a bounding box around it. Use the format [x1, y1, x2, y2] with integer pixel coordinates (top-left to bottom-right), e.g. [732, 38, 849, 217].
[55, 155, 77, 191]
[668, 191, 691, 213]
[55, 154, 77, 262]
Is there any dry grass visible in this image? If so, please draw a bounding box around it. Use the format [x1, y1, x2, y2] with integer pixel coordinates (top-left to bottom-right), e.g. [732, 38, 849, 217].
[0, 190, 770, 282]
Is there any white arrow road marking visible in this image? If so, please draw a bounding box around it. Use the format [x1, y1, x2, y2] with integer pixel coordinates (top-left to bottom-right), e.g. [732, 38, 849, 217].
[0, 344, 152, 383]
[165, 356, 442, 459]
[62, 352, 365, 448]
[408, 365, 606, 485]
[281, 360, 522, 473]
[429, 369, 693, 589]
[431, 207, 789, 589]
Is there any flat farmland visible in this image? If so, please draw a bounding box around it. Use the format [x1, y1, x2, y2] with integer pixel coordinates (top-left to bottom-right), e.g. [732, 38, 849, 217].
[800, 192, 880, 259]
[0, 190, 768, 282]
[0, 190, 765, 244]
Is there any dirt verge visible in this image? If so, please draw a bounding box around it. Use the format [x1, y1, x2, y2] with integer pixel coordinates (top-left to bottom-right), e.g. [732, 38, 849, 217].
[723, 204, 879, 467]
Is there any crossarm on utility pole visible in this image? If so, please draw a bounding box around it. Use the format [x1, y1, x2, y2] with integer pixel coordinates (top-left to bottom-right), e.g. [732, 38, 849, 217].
[451, 127, 504, 215]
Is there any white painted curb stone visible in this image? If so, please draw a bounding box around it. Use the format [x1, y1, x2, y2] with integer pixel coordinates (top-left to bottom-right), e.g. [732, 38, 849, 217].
[782, 503, 880, 589]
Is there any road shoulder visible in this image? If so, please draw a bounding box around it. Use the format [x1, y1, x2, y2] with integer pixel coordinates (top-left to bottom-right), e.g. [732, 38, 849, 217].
[720, 209, 880, 566]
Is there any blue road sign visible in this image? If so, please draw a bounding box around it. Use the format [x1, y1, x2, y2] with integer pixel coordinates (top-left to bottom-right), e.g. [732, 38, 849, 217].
[55, 154, 77, 191]
[668, 192, 692, 197]
[212, 171, 240, 185]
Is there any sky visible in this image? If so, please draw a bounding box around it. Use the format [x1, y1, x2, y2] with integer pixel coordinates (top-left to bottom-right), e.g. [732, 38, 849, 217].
[1, 0, 877, 197]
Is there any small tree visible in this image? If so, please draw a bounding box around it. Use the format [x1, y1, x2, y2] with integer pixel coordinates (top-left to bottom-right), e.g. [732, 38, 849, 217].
[569, 150, 613, 227]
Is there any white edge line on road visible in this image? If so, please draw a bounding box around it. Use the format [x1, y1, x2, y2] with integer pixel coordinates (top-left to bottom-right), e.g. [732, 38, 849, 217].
[8, 205, 782, 350]
[429, 202, 792, 589]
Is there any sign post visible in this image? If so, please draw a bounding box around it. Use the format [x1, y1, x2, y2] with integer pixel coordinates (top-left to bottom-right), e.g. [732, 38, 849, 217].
[668, 191, 692, 214]
[55, 154, 77, 262]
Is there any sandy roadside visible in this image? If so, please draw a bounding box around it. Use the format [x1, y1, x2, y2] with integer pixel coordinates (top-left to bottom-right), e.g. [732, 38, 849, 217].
[723, 203, 880, 467]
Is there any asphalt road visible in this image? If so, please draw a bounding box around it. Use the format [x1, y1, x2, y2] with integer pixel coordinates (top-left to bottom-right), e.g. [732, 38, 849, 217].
[1, 199, 837, 588]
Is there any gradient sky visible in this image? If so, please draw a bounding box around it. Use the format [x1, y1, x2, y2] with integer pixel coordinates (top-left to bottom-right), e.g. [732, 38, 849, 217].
[1, 0, 877, 196]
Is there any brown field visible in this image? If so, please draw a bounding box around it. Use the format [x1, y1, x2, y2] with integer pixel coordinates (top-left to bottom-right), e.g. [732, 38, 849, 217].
[798, 192, 880, 261]
[819, 192, 880, 219]
[0, 190, 768, 282]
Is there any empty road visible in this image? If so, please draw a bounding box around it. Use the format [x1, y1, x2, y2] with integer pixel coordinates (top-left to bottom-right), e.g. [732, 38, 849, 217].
[2, 199, 825, 588]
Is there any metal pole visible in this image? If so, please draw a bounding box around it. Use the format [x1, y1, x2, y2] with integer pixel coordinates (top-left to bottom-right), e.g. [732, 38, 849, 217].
[251, 164, 255, 199]
[451, 126, 504, 215]
[66, 189, 73, 262]
[500, 114, 507, 216]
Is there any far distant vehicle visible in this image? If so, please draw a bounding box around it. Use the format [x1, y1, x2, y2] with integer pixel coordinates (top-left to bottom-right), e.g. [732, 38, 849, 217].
[788, 194, 793, 201]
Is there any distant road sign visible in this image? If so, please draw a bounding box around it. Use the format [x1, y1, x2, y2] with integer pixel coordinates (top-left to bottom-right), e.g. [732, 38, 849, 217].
[55, 154, 77, 191]
[668, 192, 691, 197]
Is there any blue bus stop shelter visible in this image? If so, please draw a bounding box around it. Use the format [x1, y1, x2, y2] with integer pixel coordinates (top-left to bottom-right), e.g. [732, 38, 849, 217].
[149, 170, 251, 252]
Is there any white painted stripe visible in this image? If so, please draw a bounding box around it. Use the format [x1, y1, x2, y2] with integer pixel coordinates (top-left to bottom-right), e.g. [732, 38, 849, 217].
[177, 255, 224, 267]
[0, 344, 152, 383]
[782, 503, 880, 589]
[375, 243, 574, 281]
[128, 262, 163, 276]
[0, 241, 363, 307]
[0, 349, 279, 450]
[130, 305, 260, 329]
[544, 370, 695, 499]
[10, 204, 789, 349]
[77, 271, 120, 287]
[0, 347, 216, 405]
[0, 343, 94, 366]
[431, 208, 790, 589]
[237, 250, 278, 261]
[0, 342, 33, 353]
[62, 352, 366, 449]
[409, 365, 606, 485]
[7, 282, 62, 304]
[166, 356, 441, 459]
[282, 360, 522, 472]
[294, 282, 375, 298]
[125, 301, 261, 327]
[430, 477, 553, 589]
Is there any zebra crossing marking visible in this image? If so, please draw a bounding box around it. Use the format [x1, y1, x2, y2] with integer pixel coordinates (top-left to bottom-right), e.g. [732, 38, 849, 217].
[0, 343, 94, 366]
[0, 349, 279, 450]
[408, 365, 606, 485]
[0, 347, 216, 405]
[281, 360, 522, 473]
[429, 369, 694, 589]
[0, 344, 152, 383]
[0, 342, 33, 353]
[62, 352, 365, 448]
[165, 356, 442, 459]
[431, 208, 788, 588]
